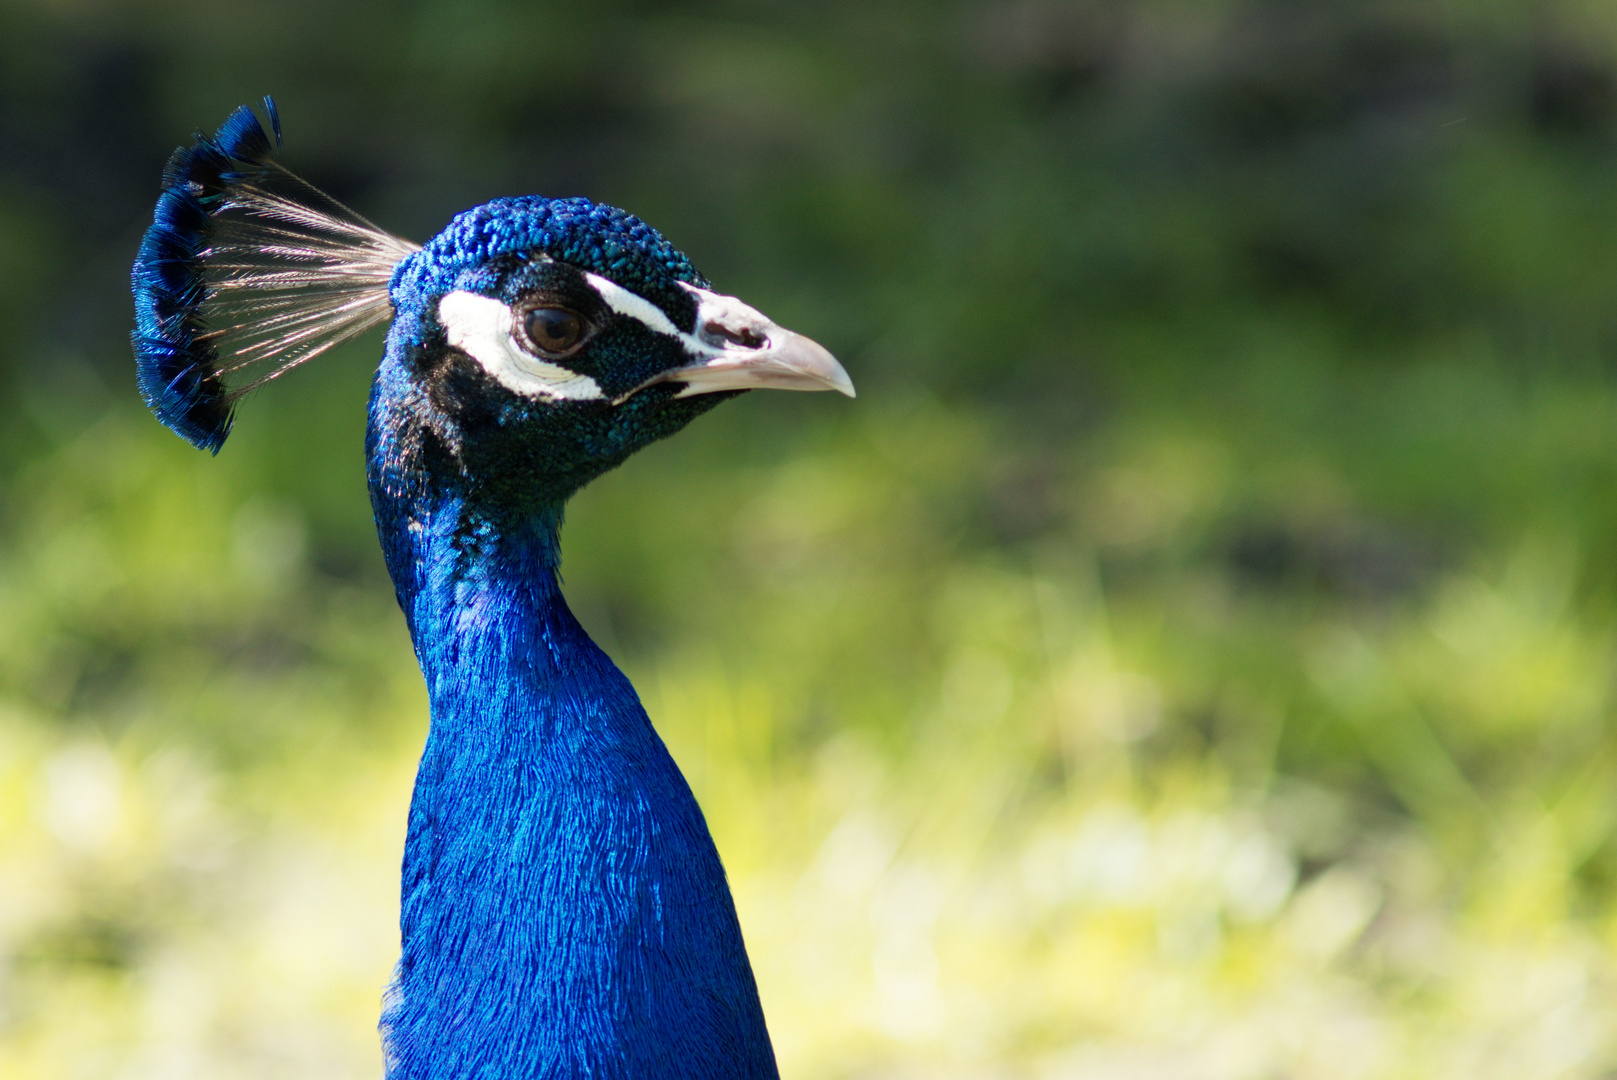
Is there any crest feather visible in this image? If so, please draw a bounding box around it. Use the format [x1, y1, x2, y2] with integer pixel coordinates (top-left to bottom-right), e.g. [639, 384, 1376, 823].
[131, 98, 419, 452]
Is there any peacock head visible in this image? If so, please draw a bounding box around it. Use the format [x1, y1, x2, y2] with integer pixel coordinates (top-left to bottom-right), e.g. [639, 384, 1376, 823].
[377, 196, 852, 506]
[132, 99, 851, 511]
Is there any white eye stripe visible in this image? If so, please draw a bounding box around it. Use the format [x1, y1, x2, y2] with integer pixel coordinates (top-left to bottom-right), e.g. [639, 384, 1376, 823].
[437, 291, 604, 401]
[581, 273, 785, 364]
[582, 272, 684, 338]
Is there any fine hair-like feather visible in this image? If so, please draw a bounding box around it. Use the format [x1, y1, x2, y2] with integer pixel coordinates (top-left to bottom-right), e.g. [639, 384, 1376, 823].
[131, 97, 418, 453]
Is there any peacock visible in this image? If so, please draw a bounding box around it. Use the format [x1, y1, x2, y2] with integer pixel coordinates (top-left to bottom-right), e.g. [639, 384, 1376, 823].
[131, 98, 853, 1080]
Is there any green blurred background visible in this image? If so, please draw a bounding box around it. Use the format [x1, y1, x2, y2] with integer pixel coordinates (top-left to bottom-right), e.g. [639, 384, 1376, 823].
[3, 0, 1617, 1076]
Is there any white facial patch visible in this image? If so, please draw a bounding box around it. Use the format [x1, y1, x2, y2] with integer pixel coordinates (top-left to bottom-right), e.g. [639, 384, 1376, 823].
[571, 274, 852, 402]
[679, 283, 781, 354]
[437, 291, 604, 401]
[582, 274, 778, 366]
[583, 272, 683, 338]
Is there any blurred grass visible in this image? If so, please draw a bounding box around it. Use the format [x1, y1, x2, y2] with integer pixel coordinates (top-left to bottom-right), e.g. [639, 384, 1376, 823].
[4, 0, 1617, 1077]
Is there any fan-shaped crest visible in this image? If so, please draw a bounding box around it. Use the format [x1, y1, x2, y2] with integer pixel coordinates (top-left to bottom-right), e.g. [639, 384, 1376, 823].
[132, 98, 419, 452]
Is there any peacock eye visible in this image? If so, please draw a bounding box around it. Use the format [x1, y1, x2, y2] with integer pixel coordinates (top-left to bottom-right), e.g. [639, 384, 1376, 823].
[521, 306, 586, 357]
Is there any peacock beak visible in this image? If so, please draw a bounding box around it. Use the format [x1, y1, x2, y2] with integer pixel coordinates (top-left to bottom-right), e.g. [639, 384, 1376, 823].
[663, 327, 855, 399]
[609, 282, 854, 402]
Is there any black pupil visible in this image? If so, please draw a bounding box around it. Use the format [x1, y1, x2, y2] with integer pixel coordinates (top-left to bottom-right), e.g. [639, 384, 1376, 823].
[526, 308, 582, 352]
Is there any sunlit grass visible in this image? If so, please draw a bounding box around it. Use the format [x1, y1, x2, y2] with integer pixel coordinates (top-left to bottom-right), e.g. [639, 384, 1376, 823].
[3, 364, 1614, 1078]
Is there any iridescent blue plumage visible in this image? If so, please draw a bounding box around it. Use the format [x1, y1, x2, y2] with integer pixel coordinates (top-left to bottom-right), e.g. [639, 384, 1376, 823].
[372, 208, 777, 1080]
[392, 194, 710, 309]
[131, 99, 282, 451]
[132, 103, 852, 1080]
[133, 98, 416, 454]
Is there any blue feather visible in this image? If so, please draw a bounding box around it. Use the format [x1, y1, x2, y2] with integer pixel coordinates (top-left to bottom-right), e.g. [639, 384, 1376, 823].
[389, 195, 711, 315]
[132, 99, 282, 453]
[132, 98, 414, 454]
[369, 263, 778, 1076]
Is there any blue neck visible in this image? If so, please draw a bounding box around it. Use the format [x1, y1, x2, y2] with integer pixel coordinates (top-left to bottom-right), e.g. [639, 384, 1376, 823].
[369, 381, 777, 1079]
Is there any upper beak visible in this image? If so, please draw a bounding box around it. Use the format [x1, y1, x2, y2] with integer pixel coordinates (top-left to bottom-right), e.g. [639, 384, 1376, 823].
[613, 283, 855, 404]
[661, 328, 855, 399]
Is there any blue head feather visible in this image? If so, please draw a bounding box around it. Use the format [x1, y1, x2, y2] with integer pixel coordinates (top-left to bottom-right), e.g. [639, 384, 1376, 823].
[131, 98, 282, 453]
[390, 194, 709, 316]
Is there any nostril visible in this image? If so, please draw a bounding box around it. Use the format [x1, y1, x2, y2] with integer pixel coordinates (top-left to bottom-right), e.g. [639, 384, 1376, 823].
[704, 321, 767, 349]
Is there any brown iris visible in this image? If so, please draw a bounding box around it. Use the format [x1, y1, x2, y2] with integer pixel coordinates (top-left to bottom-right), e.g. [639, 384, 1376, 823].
[522, 307, 586, 357]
